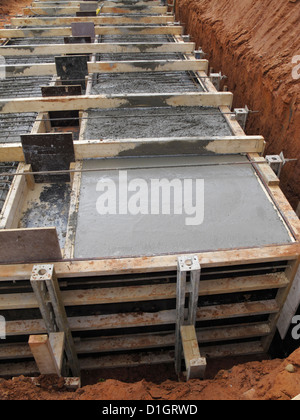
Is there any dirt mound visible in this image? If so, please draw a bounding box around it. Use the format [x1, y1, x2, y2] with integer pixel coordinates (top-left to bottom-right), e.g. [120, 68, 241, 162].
[1, 349, 300, 400]
[176, 0, 300, 209]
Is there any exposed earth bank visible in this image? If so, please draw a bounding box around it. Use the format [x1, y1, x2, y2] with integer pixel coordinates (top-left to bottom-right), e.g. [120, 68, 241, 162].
[0, 348, 300, 400]
[176, 0, 300, 209]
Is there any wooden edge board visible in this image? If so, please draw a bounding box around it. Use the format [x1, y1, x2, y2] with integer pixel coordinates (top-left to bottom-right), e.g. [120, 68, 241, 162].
[33, 1, 161, 5]
[0, 92, 233, 113]
[0, 136, 265, 163]
[0, 342, 266, 376]
[2, 59, 208, 77]
[0, 324, 271, 359]
[0, 276, 288, 309]
[10, 15, 175, 26]
[63, 161, 83, 259]
[0, 163, 27, 229]
[0, 26, 183, 39]
[73, 135, 266, 159]
[0, 244, 299, 280]
[24, 5, 168, 15]
[0, 42, 196, 56]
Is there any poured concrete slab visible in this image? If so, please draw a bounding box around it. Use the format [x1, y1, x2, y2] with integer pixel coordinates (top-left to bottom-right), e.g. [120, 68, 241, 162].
[19, 183, 71, 249]
[91, 71, 204, 95]
[74, 155, 293, 259]
[83, 106, 232, 140]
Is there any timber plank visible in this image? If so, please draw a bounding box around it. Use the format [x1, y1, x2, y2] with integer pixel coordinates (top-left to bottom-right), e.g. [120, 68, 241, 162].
[0, 92, 233, 113]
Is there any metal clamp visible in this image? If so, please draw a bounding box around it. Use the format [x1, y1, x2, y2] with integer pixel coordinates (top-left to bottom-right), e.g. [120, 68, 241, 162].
[175, 255, 201, 374]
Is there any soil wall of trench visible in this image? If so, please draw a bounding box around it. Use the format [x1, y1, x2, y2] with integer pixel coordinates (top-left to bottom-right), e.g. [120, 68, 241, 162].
[175, 0, 300, 209]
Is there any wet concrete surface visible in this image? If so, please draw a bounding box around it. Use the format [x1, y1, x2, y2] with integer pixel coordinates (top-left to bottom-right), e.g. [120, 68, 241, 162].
[19, 183, 71, 249]
[83, 106, 231, 139]
[74, 155, 293, 259]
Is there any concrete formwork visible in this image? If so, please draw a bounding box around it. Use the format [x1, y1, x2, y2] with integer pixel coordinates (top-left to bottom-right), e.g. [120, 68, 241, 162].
[0, 0, 299, 379]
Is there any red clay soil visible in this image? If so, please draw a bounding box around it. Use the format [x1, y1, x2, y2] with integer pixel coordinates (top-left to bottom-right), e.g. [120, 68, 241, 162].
[0, 348, 300, 400]
[0, 0, 32, 26]
[176, 0, 300, 209]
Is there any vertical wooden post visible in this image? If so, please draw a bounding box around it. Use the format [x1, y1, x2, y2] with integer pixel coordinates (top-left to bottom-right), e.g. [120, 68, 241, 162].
[29, 334, 61, 376]
[181, 326, 207, 380]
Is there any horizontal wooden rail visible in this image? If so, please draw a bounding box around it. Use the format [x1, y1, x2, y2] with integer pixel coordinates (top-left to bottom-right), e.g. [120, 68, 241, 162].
[0, 92, 233, 114]
[3, 59, 208, 77]
[0, 42, 195, 56]
[0, 245, 298, 281]
[0, 25, 183, 39]
[0, 135, 266, 163]
[24, 5, 168, 15]
[0, 323, 271, 360]
[10, 15, 175, 26]
[0, 273, 288, 310]
[0, 342, 266, 375]
[32, 1, 162, 5]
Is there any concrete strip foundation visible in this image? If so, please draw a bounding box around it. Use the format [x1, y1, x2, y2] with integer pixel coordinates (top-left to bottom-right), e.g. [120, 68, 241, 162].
[74, 155, 293, 259]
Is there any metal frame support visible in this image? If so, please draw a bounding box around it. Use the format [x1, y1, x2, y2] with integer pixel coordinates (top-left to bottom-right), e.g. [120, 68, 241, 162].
[265, 152, 285, 178]
[175, 255, 201, 375]
[30, 264, 80, 377]
[194, 48, 206, 59]
[209, 71, 227, 91]
[232, 105, 249, 130]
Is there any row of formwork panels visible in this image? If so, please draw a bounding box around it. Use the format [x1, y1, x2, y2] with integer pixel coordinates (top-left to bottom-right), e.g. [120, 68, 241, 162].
[0, 251, 299, 376]
[0, 0, 300, 377]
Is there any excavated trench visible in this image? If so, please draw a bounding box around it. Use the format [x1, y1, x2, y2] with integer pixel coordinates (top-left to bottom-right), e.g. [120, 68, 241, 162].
[0, 0, 299, 394]
[174, 0, 300, 359]
[175, 0, 300, 209]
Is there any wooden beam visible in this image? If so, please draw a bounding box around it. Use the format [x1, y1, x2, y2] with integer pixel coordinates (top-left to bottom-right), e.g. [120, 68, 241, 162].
[0, 92, 233, 114]
[0, 245, 298, 281]
[35, 0, 161, 3]
[24, 5, 168, 15]
[0, 135, 268, 163]
[10, 15, 175, 26]
[64, 162, 83, 259]
[3, 59, 208, 77]
[0, 342, 266, 376]
[249, 153, 280, 186]
[181, 325, 206, 380]
[0, 42, 196, 56]
[0, 143, 24, 162]
[32, 1, 161, 5]
[0, 323, 270, 360]
[73, 135, 266, 159]
[0, 163, 27, 229]
[0, 26, 183, 39]
[28, 334, 62, 376]
[0, 273, 284, 309]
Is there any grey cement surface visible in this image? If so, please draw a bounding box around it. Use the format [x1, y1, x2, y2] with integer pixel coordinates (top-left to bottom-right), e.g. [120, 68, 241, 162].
[74, 155, 293, 259]
[0, 113, 37, 143]
[83, 106, 232, 139]
[19, 183, 71, 249]
[91, 71, 204, 95]
[101, 35, 173, 43]
[0, 76, 52, 98]
[98, 52, 184, 61]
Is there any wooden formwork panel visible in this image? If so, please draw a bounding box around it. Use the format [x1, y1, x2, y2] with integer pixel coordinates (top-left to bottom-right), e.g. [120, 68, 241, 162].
[10, 15, 175, 26]
[0, 255, 299, 373]
[23, 5, 169, 15]
[0, 26, 183, 39]
[0, 1, 299, 376]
